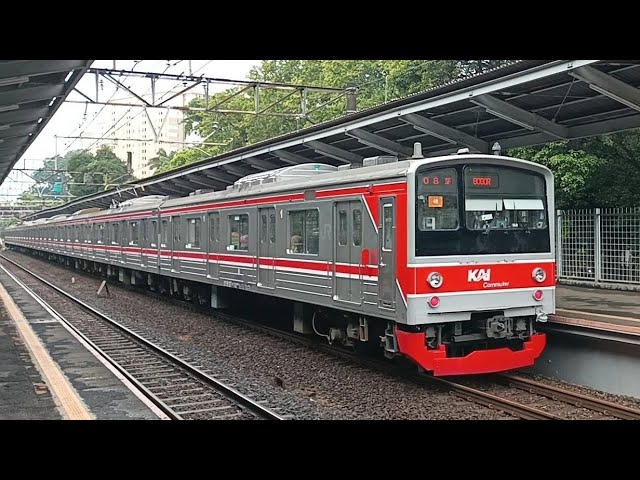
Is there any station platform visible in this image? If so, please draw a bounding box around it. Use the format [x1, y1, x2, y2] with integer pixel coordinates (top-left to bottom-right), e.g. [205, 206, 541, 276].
[553, 284, 640, 336]
[0, 264, 165, 420]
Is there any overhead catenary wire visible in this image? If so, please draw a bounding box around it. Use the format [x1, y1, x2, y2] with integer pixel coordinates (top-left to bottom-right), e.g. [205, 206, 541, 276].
[63, 60, 145, 153]
[75, 60, 214, 156]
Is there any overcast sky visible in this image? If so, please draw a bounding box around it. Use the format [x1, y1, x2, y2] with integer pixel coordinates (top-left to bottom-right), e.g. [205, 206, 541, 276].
[0, 60, 261, 201]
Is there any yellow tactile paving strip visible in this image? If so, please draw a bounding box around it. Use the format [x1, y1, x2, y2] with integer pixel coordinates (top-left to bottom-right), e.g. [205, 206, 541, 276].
[0, 280, 94, 420]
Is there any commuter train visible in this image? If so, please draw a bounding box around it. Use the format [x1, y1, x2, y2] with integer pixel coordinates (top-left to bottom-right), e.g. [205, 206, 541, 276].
[3, 148, 555, 376]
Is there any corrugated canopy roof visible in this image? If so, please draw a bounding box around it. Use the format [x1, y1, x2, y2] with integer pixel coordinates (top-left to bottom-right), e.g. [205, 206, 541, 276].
[0, 60, 93, 185]
[20, 59, 640, 220]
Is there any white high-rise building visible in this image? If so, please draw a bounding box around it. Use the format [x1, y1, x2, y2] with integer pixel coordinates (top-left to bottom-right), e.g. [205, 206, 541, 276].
[87, 92, 202, 179]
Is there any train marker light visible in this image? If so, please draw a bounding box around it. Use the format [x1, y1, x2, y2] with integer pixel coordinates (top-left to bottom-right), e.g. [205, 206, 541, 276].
[532, 267, 546, 283]
[427, 272, 443, 288]
[428, 296, 440, 308]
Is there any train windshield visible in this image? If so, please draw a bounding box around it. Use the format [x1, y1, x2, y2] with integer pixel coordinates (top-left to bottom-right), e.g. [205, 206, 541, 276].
[415, 164, 550, 256]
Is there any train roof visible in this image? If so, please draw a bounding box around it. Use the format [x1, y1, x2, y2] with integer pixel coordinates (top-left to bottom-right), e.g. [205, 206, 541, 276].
[9, 152, 552, 227]
[161, 156, 413, 209]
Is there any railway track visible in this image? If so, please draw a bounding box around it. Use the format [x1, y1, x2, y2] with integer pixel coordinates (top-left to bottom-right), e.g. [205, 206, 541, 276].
[4, 252, 640, 420]
[0, 255, 284, 421]
[495, 373, 640, 420]
[110, 284, 640, 419]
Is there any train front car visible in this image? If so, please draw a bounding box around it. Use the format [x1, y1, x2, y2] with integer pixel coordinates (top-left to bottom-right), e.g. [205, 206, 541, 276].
[395, 154, 554, 376]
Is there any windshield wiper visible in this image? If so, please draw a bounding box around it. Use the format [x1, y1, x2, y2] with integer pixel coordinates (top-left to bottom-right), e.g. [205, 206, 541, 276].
[517, 213, 530, 233]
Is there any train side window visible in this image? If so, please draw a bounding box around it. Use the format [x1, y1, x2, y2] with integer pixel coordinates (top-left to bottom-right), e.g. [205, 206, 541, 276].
[75, 225, 80, 242]
[288, 209, 319, 255]
[151, 220, 158, 247]
[338, 210, 347, 246]
[228, 214, 249, 251]
[260, 214, 267, 244]
[173, 217, 181, 244]
[130, 221, 139, 246]
[187, 217, 201, 248]
[112, 223, 120, 245]
[269, 213, 276, 244]
[353, 209, 362, 246]
[382, 204, 393, 251]
[209, 213, 220, 243]
[161, 219, 169, 247]
[98, 224, 104, 244]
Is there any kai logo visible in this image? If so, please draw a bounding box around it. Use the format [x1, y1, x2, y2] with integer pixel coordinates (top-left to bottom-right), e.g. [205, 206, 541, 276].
[468, 268, 491, 282]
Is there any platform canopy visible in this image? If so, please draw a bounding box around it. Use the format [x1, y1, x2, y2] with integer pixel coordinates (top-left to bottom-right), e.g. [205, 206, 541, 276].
[20, 59, 640, 220]
[0, 60, 93, 186]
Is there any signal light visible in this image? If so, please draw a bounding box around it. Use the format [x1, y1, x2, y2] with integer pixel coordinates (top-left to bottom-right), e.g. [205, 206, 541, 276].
[428, 296, 440, 308]
[533, 290, 543, 301]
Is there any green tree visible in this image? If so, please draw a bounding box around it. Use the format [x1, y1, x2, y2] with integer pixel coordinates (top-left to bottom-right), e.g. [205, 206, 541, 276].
[174, 60, 513, 176]
[155, 146, 218, 174]
[148, 148, 176, 173]
[510, 130, 640, 209]
[66, 145, 130, 197]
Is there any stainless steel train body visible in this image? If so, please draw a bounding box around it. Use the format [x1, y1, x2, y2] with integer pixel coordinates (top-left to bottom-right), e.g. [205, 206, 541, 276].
[5, 153, 556, 375]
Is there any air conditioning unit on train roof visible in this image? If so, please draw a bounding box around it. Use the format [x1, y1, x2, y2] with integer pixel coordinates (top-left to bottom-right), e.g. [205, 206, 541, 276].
[69, 207, 102, 217]
[337, 163, 364, 171]
[116, 195, 169, 208]
[189, 189, 215, 196]
[362, 155, 398, 167]
[233, 163, 338, 190]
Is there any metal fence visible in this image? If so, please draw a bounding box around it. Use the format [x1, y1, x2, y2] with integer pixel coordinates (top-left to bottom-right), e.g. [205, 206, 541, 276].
[557, 208, 640, 287]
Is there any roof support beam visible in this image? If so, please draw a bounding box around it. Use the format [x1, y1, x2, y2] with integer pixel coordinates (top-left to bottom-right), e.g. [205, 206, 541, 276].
[346, 128, 414, 156]
[0, 106, 49, 125]
[401, 113, 489, 153]
[499, 112, 640, 150]
[272, 150, 317, 165]
[200, 169, 238, 184]
[0, 124, 37, 139]
[471, 94, 569, 139]
[153, 183, 186, 196]
[569, 65, 640, 112]
[0, 145, 22, 156]
[245, 158, 281, 171]
[305, 140, 363, 164]
[0, 135, 29, 148]
[0, 60, 89, 78]
[0, 84, 66, 107]
[185, 174, 224, 190]
[221, 163, 254, 177]
[172, 178, 202, 190]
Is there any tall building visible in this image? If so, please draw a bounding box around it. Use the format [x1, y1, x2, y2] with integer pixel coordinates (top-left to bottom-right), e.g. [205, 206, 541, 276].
[87, 92, 201, 179]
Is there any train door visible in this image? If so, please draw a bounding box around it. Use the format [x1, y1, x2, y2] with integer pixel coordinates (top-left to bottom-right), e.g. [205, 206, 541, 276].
[160, 218, 170, 273]
[208, 212, 220, 279]
[257, 207, 276, 288]
[334, 201, 363, 304]
[148, 217, 160, 273]
[378, 197, 396, 310]
[88, 224, 96, 259]
[140, 219, 148, 269]
[171, 216, 181, 273]
[111, 221, 123, 264]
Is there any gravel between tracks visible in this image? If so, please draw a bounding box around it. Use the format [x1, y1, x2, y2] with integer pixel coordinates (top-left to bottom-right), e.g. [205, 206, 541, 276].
[2, 251, 516, 420]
